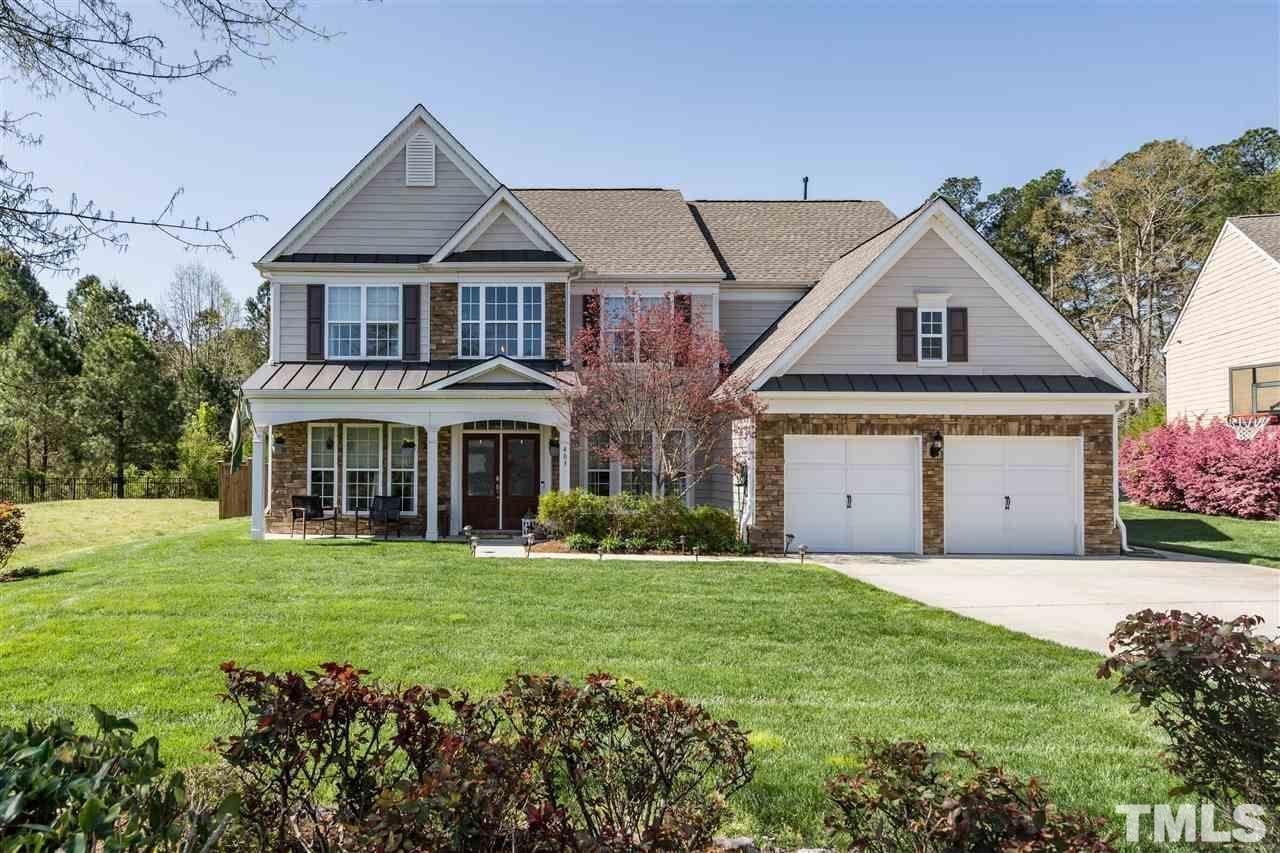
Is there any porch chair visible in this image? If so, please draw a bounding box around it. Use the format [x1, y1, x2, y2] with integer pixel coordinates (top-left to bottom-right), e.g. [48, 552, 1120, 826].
[365, 495, 403, 540]
[290, 495, 338, 539]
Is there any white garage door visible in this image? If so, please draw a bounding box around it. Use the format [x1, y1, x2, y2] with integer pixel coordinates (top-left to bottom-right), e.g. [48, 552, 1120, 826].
[784, 436, 919, 553]
[944, 437, 1081, 555]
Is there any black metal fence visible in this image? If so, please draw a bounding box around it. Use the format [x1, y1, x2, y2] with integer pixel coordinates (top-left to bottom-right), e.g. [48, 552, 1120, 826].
[0, 476, 198, 503]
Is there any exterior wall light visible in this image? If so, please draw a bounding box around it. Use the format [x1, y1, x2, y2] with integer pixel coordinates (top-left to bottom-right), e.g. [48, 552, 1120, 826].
[272, 434, 286, 454]
[929, 432, 944, 458]
[401, 438, 416, 450]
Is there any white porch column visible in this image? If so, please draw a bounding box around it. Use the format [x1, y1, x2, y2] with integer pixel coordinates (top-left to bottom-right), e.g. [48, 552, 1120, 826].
[558, 426, 571, 492]
[250, 426, 266, 541]
[425, 426, 440, 541]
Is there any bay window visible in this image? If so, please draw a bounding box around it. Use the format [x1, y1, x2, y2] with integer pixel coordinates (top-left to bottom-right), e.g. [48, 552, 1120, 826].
[388, 425, 417, 514]
[343, 424, 381, 512]
[459, 284, 544, 357]
[327, 285, 401, 358]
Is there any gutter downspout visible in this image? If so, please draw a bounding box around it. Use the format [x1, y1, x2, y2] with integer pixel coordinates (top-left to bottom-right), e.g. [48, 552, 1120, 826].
[1113, 403, 1129, 553]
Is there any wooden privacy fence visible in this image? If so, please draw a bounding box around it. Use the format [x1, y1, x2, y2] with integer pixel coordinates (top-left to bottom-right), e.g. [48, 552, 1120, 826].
[218, 463, 252, 519]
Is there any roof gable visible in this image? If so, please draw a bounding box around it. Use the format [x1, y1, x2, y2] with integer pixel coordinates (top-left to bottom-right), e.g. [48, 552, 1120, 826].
[726, 198, 1137, 394]
[422, 356, 561, 391]
[1230, 213, 1280, 265]
[261, 105, 501, 262]
[431, 187, 578, 264]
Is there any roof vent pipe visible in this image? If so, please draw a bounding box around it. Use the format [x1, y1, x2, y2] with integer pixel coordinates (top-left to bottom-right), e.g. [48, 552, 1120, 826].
[802, 176, 809, 200]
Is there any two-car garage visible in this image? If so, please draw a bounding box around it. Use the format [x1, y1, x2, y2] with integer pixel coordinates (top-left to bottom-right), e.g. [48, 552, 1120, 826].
[782, 434, 1083, 555]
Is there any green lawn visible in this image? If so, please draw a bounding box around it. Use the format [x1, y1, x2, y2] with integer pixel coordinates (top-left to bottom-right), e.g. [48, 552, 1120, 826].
[10, 498, 218, 566]
[1122, 503, 1280, 569]
[0, 519, 1173, 845]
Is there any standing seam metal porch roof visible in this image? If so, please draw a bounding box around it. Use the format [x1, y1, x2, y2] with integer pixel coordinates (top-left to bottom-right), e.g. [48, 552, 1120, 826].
[242, 359, 575, 392]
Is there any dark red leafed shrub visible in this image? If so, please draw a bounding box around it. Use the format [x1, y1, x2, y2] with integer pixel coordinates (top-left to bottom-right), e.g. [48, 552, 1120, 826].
[214, 663, 752, 852]
[1099, 610, 1280, 838]
[494, 672, 754, 851]
[1120, 420, 1280, 519]
[824, 740, 1114, 852]
[0, 501, 24, 572]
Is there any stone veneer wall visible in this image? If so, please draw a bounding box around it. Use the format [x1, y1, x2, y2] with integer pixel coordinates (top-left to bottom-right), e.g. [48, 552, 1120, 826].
[429, 283, 458, 360]
[750, 413, 1120, 555]
[267, 421, 451, 537]
[544, 282, 566, 361]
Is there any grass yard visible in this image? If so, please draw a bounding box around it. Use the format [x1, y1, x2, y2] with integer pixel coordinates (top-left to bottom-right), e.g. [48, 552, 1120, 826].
[1122, 502, 1280, 569]
[9, 498, 218, 566]
[0, 519, 1173, 845]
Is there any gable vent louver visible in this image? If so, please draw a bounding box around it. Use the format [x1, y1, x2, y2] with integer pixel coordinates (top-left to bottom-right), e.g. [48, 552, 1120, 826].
[405, 132, 435, 187]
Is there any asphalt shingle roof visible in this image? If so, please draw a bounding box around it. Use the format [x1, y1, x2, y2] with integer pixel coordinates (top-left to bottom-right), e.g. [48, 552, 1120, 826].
[512, 189, 722, 277]
[724, 202, 930, 392]
[1230, 213, 1280, 264]
[688, 200, 897, 282]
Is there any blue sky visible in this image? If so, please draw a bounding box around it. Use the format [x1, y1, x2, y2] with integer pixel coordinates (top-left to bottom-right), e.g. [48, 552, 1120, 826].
[11, 0, 1279, 310]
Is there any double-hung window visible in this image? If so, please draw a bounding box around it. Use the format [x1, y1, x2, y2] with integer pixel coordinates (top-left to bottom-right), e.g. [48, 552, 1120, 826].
[586, 433, 611, 496]
[459, 284, 544, 357]
[308, 425, 337, 508]
[603, 295, 670, 362]
[343, 425, 381, 513]
[918, 309, 945, 362]
[327, 285, 401, 358]
[620, 431, 654, 495]
[387, 425, 417, 514]
[1230, 364, 1280, 415]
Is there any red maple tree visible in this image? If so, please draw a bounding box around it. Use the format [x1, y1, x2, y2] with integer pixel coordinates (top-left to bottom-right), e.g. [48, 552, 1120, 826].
[557, 290, 764, 500]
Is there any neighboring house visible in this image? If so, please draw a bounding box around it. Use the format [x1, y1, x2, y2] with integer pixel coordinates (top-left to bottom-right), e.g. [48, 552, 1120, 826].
[243, 104, 1139, 554]
[1165, 214, 1280, 423]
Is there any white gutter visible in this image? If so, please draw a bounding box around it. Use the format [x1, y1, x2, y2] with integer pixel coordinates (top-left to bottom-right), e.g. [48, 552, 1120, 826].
[1114, 402, 1130, 552]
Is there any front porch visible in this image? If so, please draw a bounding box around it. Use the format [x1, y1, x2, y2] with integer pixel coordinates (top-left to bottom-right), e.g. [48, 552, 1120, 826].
[245, 405, 570, 541]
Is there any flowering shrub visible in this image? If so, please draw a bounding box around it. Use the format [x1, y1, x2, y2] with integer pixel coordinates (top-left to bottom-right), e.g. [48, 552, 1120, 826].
[824, 739, 1114, 852]
[0, 501, 24, 572]
[1099, 610, 1280, 840]
[1119, 420, 1280, 519]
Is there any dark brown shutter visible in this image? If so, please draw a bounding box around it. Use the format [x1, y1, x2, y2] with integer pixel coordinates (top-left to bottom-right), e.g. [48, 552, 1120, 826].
[896, 307, 916, 362]
[673, 294, 693, 366]
[402, 284, 421, 361]
[306, 284, 324, 361]
[582, 293, 600, 359]
[947, 307, 968, 362]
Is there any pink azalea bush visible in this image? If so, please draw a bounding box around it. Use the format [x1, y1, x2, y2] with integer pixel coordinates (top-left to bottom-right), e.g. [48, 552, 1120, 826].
[1120, 419, 1280, 519]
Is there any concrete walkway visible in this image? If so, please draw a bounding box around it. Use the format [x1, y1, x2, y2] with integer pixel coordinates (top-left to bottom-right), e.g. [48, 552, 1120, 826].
[817, 550, 1280, 654]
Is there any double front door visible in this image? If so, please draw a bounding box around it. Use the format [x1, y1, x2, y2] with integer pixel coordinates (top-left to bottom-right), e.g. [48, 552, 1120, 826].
[462, 433, 540, 530]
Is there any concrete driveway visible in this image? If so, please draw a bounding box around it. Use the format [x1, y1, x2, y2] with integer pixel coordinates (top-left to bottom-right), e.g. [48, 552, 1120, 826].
[818, 550, 1280, 654]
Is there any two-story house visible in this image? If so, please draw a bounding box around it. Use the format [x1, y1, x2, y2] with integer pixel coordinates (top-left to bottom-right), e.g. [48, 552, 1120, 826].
[243, 105, 1138, 554]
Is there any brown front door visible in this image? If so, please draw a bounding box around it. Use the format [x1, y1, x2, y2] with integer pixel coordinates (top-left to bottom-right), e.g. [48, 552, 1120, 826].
[503, 434, 540, 529]
[462, 435, 499, 529]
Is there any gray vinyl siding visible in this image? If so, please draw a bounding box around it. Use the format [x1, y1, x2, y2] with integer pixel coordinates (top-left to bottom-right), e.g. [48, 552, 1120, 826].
[791, 231, 1075, 374]
[720, 298, 795, 360]
[300, 146, 488, 255]
[278, 283, 308, 360]
[277, 283, 427, 362]
[694, 425, 733, 510]
[470, 214, 540, 251]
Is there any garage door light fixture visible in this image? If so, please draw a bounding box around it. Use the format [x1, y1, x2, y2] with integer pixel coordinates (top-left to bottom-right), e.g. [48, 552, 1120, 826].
[929, 432, 944, 458]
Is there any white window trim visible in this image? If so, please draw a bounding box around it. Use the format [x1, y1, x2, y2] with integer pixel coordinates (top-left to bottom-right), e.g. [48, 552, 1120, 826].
[387, 424, 418, 515]
[601, 293, 674, 363]
[307, 423, 338, 509]
[324, 284, 403, 360]
[915, 293, 951, 365]
[458, 283, 545, 359]
[342, 423, 383, 513]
